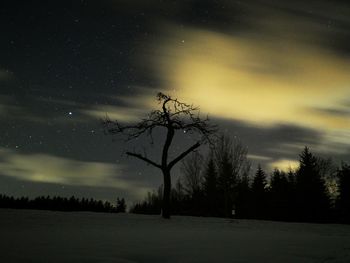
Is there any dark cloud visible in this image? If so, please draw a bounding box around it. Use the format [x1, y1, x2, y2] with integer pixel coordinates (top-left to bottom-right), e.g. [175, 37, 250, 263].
[215, 118, 324, 160]
[313, 107, 350, 117]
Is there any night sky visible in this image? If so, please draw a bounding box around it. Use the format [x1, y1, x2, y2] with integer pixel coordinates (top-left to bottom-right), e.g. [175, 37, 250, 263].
[1, 0, 349, 203]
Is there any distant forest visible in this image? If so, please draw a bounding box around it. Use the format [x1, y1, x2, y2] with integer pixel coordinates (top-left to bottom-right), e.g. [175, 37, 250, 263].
[0, 195, 126, 213]
[130, 135, 350, 224]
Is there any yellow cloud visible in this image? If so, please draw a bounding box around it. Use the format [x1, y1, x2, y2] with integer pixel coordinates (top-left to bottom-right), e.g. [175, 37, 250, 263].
[82, 105, 144, 122]
[0, 149, 148, 198]
[129, 21, 350, 156]
[269, 159, 300, 172]
[81, 87, 159, 122]
[154, 28, 350, 130]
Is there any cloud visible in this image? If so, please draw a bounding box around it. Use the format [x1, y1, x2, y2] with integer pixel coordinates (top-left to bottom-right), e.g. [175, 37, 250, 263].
[81, 105, 142, 122]
[126, 9, 350, 158]
[153, 27, 350, 128]
[0, 86, 160, 124]
[0, 148, 148, 198]
[92, 2, 350, 170]
[269, 159, 300, 172]
[80, 91, 158, 123]
[0, 95, 24, 117]
[247, 154, 272, 162]
[0, 97, 70, 123]
[313, 106, 350, 118]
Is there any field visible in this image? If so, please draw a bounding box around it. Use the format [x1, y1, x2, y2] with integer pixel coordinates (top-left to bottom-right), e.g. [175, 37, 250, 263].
[1, 209, 350, 262]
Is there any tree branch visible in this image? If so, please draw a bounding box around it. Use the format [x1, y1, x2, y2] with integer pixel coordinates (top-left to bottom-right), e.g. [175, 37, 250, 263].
[126, 152, 162, 169]
[168, 142, 201, 169]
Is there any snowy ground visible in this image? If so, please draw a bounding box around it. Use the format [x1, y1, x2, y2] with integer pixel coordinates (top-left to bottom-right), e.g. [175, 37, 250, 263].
[1, 209, 350, 262]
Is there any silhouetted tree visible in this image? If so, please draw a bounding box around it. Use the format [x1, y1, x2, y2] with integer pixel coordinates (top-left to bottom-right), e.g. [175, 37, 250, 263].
[316, 157, 338, 205]
[130, 187, 162, 214]
[0, 194, 127, 213]
[174, 177, 185, 202]
[104, 92, 216, 218]
[128, 145, 350, 223]
[269, 169, 294, 220]
[215, 134, 250, 217]
[179, 152, 206, 216]
[251, 165, 267, 219]
[203, 152, 218, 216]
[170, 178, 186, 215]
[116, 197, 126, 213]
[215, 135, 236, 217]
[235, 169, 251, 218]
[336, 163, 350, 222]
[296, 147, 330, 222]
[181, 151, 204, 198]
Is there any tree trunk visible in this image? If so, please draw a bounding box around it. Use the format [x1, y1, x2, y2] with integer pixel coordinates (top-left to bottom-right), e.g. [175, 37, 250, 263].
[162, 169, 171, 219]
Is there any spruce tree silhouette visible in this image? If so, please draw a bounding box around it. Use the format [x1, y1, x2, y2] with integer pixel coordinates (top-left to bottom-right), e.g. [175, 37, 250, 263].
[116, 197, 127, 213]
[251, 165, 267, 219]
[104, 92, 216, 218]
[203, 152, 218, 216]
[128, 146, 349, 223]
[216, 135, 237, 217]
[337, 163, 350, 222]
[0, 194, 125, 213]
[296, 147, 330, 222]
[235, 171, 251, 218]
[269, 169, 293, 220]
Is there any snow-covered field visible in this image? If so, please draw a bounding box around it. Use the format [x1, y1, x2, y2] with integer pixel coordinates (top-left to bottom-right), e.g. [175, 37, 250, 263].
[1, 209, 350, 262]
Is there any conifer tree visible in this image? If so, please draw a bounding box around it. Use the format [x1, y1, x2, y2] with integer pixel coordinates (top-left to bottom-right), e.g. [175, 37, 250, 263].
[203, 153, 218, 216]
[269, 169, 292, 220]
[116, 197, 126, 213]
[336, 163, 350, 222]
[235, 171, 251, 218]
[296, 147, 330, 221]
[252, 165, 267, 195]
[251, 165, 267, 219]
[215, 135, 236, 217]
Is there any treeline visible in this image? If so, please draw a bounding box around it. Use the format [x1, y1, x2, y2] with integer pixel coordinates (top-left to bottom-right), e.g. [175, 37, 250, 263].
[130, 135, 350, 223]
[0, 195, 127, 213]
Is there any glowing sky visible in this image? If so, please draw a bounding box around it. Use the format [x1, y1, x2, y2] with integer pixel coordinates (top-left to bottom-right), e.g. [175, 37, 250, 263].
[129, 2, 350, 170]
[156, 28, 350, 130]
[0, 0, 349, 202]
[153, 25, 350, 163]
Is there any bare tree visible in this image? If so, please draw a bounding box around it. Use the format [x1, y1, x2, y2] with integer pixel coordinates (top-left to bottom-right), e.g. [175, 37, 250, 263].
[215, 134, 250, 217]
[180, 151, 204, 197]
[103, 92, 216, 218]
